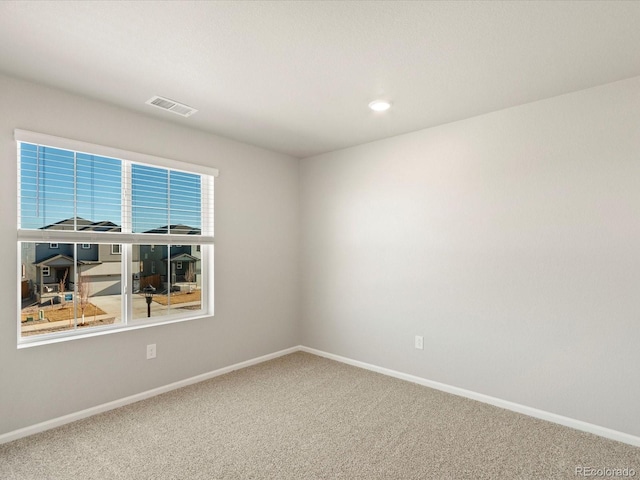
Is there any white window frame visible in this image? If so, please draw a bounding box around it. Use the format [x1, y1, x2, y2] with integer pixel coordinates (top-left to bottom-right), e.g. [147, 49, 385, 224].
[111, 244, 121, 255]
[42, 266, 50, 277]
[16, 129, 217, 348]
[49, 243, 58, 249]
[177, 261, 183, 270]
[81, 244, 90, 249]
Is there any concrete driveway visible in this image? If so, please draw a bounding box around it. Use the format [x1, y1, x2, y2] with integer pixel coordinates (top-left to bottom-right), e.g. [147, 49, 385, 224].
[89, 294, 170, 320]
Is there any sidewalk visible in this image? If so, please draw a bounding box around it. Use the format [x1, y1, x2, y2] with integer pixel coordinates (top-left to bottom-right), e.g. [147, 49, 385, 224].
[21, 313, 119, 335]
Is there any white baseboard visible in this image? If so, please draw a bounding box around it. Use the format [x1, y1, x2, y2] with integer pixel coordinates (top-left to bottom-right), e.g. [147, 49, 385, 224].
[0, 346, 299, 445]
[3, 344, 639, 448]
[299, 346, 640, 448]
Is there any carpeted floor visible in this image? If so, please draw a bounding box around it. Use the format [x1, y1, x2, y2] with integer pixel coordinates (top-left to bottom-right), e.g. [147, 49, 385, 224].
[1, 352, 638, 479]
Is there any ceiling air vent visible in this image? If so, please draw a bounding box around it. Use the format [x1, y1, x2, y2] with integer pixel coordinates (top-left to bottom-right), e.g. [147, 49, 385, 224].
[145, 96, 198, 117]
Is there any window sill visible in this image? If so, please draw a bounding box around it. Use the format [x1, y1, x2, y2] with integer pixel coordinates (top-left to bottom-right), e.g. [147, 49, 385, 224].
[17, 312, 213, 349]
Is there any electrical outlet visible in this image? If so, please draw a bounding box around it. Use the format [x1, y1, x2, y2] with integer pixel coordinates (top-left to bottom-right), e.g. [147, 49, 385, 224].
[414, 336, 424, 350]
[146, 343, 156, 359]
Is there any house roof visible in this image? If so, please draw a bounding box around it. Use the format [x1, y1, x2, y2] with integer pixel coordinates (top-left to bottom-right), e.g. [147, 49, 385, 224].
[34, 254, 98, 267]
[34, 254, 75, 268]
[144, 224, 201, 235]
[40, 218, 199, 234]
[41, 217, 121, 232]
[168, 253, 199, 263]
[80, 221, 120, 233]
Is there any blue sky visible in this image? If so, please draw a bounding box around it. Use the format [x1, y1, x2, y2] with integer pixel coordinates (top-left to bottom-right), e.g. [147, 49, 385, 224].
[20, 143, 202, 233]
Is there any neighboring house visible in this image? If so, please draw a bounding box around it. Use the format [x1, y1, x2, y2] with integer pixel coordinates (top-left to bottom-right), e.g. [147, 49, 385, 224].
[138, 225, 202, 291]
[22, 217, 119, 300]
[31, 242, 121, 301]
[23, 218, 201, 302]
[25, 217, 123, 302]
[138, 244, 201, 291]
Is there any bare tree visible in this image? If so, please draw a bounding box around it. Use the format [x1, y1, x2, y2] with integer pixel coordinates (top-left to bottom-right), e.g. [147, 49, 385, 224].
[184, 263, 196, 293]
[58, 268, 69, 306]
[58, 268, 68, 293]
[77, 273, 91, 325]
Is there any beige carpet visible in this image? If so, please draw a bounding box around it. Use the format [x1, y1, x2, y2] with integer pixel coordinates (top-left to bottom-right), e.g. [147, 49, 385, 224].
[1, 352, 638, 479]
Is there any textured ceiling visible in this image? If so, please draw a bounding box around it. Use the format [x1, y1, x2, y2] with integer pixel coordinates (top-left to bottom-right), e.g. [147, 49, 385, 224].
[1, 1, 640, 159]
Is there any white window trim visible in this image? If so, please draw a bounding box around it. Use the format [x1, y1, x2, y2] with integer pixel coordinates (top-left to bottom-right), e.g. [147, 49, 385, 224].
[16, 129, 216, 348]
[81, 244, 90, 249]
[49, 243, 58, 249]
[111, 244, 121, 255]
[42, 266, 50, 276]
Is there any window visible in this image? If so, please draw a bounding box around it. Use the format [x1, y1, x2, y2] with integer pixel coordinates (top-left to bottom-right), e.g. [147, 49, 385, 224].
[177, 261, 183, 270]
[17, 130, 217, 345]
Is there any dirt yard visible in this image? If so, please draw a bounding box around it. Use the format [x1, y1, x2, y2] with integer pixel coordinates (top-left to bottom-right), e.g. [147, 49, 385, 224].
[152, 290, 201, 306]
[21, 303, 106, 323]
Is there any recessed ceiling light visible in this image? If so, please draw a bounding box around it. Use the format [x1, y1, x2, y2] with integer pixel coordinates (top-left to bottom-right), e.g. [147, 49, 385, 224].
[368, 100, 391, 112]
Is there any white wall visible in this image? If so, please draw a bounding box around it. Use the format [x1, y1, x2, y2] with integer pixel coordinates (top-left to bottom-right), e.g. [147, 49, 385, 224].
[300, 76, 640, 437]
[0, 74, 300, 435]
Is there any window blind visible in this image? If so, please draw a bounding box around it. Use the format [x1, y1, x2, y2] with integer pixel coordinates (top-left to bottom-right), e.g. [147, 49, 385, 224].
[16, 130, 216, 245]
